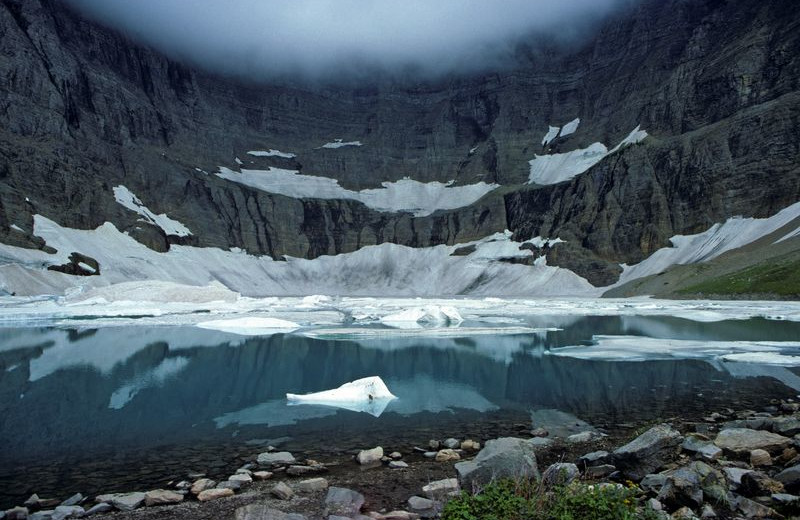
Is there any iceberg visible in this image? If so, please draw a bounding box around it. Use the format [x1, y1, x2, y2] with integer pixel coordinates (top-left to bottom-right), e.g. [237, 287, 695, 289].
[380, 305, 463, 329]
[196, 317, 300, 336]
[286, 376, 397, 417]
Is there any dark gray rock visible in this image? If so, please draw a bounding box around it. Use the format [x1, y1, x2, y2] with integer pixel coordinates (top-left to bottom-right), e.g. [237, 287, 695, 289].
[585, 464, 617, 479]
[775, 464, 800, 491]
[83, 503, 112, 516]
[657, 466, 703, 510]
[773, 416, 800, 437]
[217, 480, 242, 491]
[681, 435, 722, 461]
[734, 495, 777, 518]
[50, 506, 83, 520]
[324, 487, 365, 518]
[271, 482, 294, 501]
[740, 471, 784, 497]
[97, 492, 145, 512]
[58, 495, 83, 508]
[234, 505, 307, 520]
[640, 473, 668, 494]
[541, 463, 580, 487]
[714, 428, 791, 455]
[577, 450, 611, 469]
[454, 437, 540, 489]
[613, 424, 683, 481]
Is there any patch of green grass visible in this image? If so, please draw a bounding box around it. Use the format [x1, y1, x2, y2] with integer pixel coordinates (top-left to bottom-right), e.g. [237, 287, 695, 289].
[679, 256, 800, 297]
[442, 479, 660, 520]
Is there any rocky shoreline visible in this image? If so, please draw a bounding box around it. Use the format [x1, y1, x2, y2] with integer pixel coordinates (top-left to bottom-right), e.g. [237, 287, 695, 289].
[6, 399, 800, 520]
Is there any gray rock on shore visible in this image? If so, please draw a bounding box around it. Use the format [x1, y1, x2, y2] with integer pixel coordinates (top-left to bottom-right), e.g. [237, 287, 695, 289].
[324, 487, 365, 517]
[257, 452, 296, 466]
[356, 447, 383, 465]
[455, 437, 540, 489]
[234, 505, 308, 520]
[144, 489, 184, 506]
[713, 428, 791, 455]
[96, 492, 146, 512]
[613, 424, 683, 480]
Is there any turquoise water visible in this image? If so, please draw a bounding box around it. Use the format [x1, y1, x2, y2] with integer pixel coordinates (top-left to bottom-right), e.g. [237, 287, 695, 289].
[1, 315, 799, 507]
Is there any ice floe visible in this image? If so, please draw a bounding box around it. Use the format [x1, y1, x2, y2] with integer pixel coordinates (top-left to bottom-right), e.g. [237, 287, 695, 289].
[216, 167, 498, 217]
[287, 376, 397, 417]
[196, 317, 300, 336]
[380, 305, 463, 328]
[113, 186, 192, 237]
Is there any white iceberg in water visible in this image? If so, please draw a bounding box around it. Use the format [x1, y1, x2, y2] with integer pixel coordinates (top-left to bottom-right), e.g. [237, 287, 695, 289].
[196, 317, 300, 336]
[286, 376, 397, 417]
[380, 305, 463, 329]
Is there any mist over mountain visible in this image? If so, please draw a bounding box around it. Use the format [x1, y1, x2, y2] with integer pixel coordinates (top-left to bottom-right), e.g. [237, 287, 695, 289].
[63, 0, 637, 81]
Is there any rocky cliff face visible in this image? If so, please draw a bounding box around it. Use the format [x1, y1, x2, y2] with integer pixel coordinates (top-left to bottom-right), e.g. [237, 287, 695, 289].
[0, 0, 798, 288]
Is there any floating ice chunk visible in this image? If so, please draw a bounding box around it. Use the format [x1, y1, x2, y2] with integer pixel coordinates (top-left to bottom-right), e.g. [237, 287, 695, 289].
[528, 143, 608, 185]
[380, 305, 463, 329]
[542, 126, 560, 146]
[298, 294, 332, 308]
[286, 376, 397, 417]
[560, 118, 580, 136]
[321, 139, 363, 149]
[720, 353, 800, 366]
[196, 317, 300, 336]
[113, 185, 192, 237]
[247, 149, 296, 159]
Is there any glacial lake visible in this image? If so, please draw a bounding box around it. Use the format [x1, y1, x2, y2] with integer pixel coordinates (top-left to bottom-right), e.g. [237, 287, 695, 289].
[2, 314, 800, 508]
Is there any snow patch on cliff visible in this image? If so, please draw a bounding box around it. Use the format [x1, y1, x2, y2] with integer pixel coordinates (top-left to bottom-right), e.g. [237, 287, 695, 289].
[321, 139, 363, 149]
[542, 126, 560, 146]
[216, 167, 498, 217]
[247, 149, 296, 158]
[560, 118, 580, 136]
[113, 186, 192, 237]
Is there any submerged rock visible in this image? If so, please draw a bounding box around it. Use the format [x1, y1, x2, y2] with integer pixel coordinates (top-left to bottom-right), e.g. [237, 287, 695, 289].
[257, 451, 296, 466]
[324, 487, 365, 517]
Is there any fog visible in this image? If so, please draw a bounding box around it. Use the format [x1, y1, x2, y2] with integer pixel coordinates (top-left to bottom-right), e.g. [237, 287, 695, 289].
[64, 0, 638, 81]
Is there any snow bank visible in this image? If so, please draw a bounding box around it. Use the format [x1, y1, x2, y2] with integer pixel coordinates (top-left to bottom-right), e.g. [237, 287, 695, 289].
[720, 352, 800, 366]
[286, 376, 397, 417]
[216, 167, 498, 217]
[614, 202, 800, 287]
[380, 305, 463, 329]
[0, 217, 595, 298]
[63, 280, 238, 304]
[196, 317, 300, 336]
[542, 126, 560, 146]
[528, 125, 647, 186]
[113, 186, 192, 237]
[247, 149, 296, 158]
[322, 139, 363, 149]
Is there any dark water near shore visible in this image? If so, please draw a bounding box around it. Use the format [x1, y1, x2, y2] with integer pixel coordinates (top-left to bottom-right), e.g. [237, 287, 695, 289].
[1, 315, 800, 508]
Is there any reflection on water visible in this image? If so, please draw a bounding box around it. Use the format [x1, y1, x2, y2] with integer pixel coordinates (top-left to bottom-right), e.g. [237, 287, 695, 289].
[1, 315, 799, 507]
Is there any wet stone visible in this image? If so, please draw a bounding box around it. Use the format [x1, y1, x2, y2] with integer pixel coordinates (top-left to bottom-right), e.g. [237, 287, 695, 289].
[197, 488, 234, 502]
[271, 482, 294, 500]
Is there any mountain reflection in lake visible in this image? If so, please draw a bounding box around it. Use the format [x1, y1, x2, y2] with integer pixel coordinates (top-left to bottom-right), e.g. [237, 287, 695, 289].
[1, 315, 799, 507]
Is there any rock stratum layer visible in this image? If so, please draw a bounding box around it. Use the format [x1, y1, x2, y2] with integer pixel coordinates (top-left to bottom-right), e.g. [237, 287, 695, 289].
[0, 0, 799, 293]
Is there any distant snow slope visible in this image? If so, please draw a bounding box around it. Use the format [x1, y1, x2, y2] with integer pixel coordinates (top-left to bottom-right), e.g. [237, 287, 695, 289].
[528, 126, 648, 185]
[113, 185, 192, 237]
[0, 216, 593, 297]
[614, 201, 800, 287]
[216, 167, 498, 217]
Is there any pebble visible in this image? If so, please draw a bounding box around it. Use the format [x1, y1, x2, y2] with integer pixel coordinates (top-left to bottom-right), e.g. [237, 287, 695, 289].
[530, 428, 549, 437]
[750, 449, 772, 466]
[388, 461, 408, 469]
[252, 471, 274, 480]
[257, 451, 296, 466]
[460, 440, 480, 451]
[217, 480, 242, 491]
[190, 478, 217, 495]
[422, 452, 437, 459]
[197, 488, 234, 502]
[443, 438, 460, 449]
[271, 482, 294, 500]
[144, 489, 184, 506]
[389, 452, 402, 459]
[229, 473, 253, 484]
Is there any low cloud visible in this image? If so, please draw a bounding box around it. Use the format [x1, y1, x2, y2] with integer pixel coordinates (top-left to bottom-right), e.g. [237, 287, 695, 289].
[65, 0, 636, 81]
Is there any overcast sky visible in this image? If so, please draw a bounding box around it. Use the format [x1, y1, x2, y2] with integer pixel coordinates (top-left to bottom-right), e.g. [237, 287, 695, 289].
[65, 0, 637, 81]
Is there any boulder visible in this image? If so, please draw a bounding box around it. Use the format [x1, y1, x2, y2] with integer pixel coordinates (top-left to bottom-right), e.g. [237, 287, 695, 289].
[296, 478, 328, 492]
[421, 478, 460, 500]
[772, 416, 800, 436]
[271, 482, 294, 500]
[197, 488, 234, 502]
[713, 428, 791, 455]
[775, 464, 800, 491]
[235, 505, 308, 520]
[190, 478, 217, 495]
[435, 449, 460, 462]
[356, 447, 384, 465]
[454, 437, 540, 489]
[749, 449, 772, 467]
[324, 487, 365, 517]
[640, 473, 668, 494]
[257, 451, 296, 466]
[541, 463, 579, 487]
[144, 490, 184, 506]
[681, 436, 721, 461]
[657, 467, 703, 510]
[613, 424, 683, 480]
[734, 496, 776, 518]
[51, 506, 83, 520]
[97, 492, 145, 512]
[740, 471, 784, 497]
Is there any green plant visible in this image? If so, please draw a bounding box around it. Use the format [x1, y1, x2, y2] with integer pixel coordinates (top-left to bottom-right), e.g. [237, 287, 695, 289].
[442, 479, 662, 520]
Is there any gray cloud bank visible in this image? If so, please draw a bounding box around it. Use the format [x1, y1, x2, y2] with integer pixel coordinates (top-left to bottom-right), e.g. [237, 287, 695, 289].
[65, 0, 636, 81]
